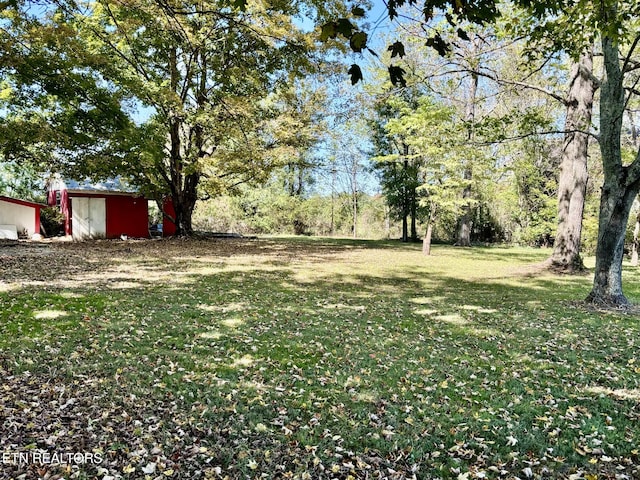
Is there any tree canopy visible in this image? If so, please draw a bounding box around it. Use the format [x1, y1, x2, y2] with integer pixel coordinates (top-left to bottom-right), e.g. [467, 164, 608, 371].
[323, 0, 640, 303]
[1, 0, 347, 234]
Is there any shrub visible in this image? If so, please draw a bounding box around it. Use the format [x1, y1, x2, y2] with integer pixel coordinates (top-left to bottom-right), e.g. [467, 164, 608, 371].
[40, 207, 65, 237]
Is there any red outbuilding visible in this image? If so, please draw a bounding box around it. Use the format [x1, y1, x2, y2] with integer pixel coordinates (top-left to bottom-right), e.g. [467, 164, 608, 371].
[46, 177, 178, 240]
[47, 179, 150, 240]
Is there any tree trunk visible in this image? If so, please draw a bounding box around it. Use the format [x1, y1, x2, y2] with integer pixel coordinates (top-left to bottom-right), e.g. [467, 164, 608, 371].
[401, 210, 408, 242]
[587, 35, 640, 305]
[456, 67, 478, 247]
[171, 198, 194, 236]
[549, 51, 596, 272]
[423, 223, 433, 255]
[587, 187, 638, 305]
[384, 203, 390, 239]
[330, 166, 336, 236]
[401, 145, 409, 242]
[164, 46, 202, 237]
[410, 187, 417, 241]
[169, 171, 199, 236]
[352, 195, 357, 238]
[457, 171, 473, 246]
[423, 203, 436, 256]
[352, 158, 358, 239]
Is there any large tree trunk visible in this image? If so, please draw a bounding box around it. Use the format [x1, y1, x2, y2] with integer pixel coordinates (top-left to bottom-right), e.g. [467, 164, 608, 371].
[401, 207, 408, 242]
[164, 47, 203, 237]
[587, 186, 638, 305]
[550, 52, 596, 272]
[166, 111, 191, 236]
[168, 170, 200, 237]
[587, 35, 640, 305]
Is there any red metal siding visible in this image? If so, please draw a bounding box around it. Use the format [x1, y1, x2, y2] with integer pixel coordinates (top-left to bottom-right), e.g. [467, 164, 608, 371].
[105, 196, 149, 238]
[61, 190, 71, 236]
[34, 206, 41, 235]
[48, 189, 151, 239]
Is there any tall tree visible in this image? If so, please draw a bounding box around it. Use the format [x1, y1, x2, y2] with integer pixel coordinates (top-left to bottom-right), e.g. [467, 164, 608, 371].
[377, 96, 463, 254]
[264, 82, 329, 234]
[586, 6, 640, 305]
[74, 0, 324, 235]
[407, 23, 514, 247]
[0, 159, 43, 201]
[549, 51, 598, 271]
[397, 7, 596, 259]
[328, 124, 371, 239]
[370, 88, 424, 242]
[456, 37, 480, 247]
[0, 2, 133, 176]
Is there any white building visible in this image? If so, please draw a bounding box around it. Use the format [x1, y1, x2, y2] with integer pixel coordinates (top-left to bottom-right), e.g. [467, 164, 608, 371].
[0, 195, 45, 239]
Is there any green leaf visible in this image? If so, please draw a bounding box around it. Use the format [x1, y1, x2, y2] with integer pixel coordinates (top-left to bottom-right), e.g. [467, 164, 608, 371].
[386, 0, 404, 20]
[387, 41, 405, 58]
[230, 0, 247, 11]
[319, 22, 337, 42]
[335, 18, 355, 38]
[351, 6, 366, 17]
[423, 6, 433, 21]
[348, 64, 363, 85]
[350, 31, 368, 53]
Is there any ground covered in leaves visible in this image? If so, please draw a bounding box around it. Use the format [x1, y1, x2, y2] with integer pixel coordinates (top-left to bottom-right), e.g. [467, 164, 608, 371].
[1, 237, 639, 480]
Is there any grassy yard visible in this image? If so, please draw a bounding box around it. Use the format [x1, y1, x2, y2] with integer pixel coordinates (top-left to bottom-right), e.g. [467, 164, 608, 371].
[1, 237, 639, 480]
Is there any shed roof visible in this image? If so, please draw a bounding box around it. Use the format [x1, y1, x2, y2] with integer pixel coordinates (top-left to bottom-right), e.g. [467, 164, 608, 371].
[65, 177, 137, 192]
[0, 195, 47, 208]
[65, 189, 146, 198]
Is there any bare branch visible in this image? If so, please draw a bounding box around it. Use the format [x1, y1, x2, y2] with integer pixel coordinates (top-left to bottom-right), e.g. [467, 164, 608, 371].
[102, 2, 152, 83]
[622, 34, 640, 74]
[471, 128, 599, 147]
[471, 68, 568, 105]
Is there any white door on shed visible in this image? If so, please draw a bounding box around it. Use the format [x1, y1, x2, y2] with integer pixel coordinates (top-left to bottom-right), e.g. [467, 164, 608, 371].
[71, 197, 106, 240]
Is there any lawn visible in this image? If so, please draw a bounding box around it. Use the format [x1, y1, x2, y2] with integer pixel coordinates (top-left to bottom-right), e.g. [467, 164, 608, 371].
[0, 237, 639, 480]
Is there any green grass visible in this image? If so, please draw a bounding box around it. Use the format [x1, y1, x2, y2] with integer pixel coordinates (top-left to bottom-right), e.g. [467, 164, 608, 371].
[1, 238, 639, 479]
